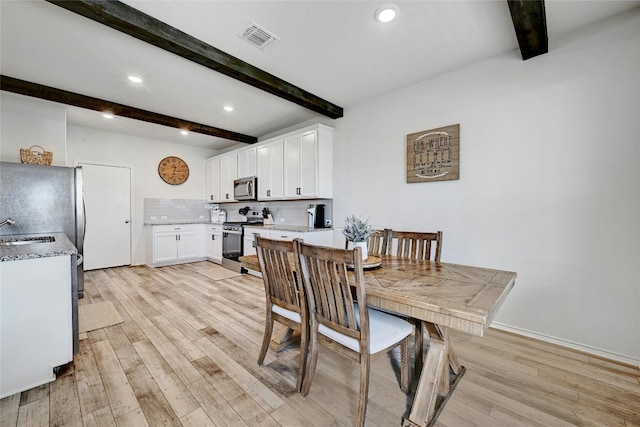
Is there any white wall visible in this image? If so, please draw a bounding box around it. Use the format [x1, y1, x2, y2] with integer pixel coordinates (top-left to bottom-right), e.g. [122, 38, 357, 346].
[333, 10, 640, 364]
[67, 125, 217, 265]
[0, 93, 67, 166]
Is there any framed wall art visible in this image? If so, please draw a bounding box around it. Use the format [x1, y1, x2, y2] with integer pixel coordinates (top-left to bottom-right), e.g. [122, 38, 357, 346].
[406, 123, 459, 183]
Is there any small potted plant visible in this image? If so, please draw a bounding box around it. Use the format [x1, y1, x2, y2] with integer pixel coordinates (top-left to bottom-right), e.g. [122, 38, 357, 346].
[342, 215, 372, 260]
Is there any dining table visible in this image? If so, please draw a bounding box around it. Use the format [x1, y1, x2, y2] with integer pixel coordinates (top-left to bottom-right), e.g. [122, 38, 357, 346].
[239, 253, 517, 427]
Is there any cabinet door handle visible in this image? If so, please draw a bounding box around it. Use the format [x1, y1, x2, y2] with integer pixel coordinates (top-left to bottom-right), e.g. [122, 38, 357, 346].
[211, 235, 215, 240]
[267, 189, 271, 197]
[296, 187, 301, 195]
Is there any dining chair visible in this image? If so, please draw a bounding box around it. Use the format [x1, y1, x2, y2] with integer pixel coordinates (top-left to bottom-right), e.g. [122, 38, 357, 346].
[294, 240, 413, 427]
[387, 230, 443, 261]
[255, 235, 308, 393]
[387, 230, 443, 374]
[344, 228, 391, 255]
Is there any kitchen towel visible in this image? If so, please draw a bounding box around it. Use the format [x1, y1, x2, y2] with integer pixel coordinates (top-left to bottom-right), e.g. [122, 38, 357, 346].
[79, 301, 123, 333]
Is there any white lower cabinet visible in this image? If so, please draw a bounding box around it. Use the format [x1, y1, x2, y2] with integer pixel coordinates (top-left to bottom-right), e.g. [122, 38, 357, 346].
[204, 224, 223, 264]
[148, 224, 205, 267]
[1, 255, 73, 398]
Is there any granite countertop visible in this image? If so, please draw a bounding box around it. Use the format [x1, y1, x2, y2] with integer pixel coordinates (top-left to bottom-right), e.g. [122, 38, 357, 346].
[144, 220, 213, 225]
[245, 224, 333, 233]
[0, 232, 77, 262]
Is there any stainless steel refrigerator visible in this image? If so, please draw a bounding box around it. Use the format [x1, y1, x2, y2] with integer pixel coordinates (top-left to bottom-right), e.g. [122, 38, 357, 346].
[0, 161, 84, 353]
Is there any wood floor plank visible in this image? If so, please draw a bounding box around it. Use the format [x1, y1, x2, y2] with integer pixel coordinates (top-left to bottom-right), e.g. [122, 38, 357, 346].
[193, 336, 284, 412]
[49, 371, 83, 427]
[91, 339, 140, 418]
[5, 263, 639, 427]
[103, 325, 143, 373]
[186, 378, 249, 426]
[125, 364, 181, 426]
[113, 407, 149, 427]
[19, 384, 49, 406]
[74, 340, 111, 416]
[141, 323, 203, 384]
[81, 406, 116, 427]
[179, 407, 215, 427]
[16, 397, 49, 427]
[0, 393, 21, 426]
[132, 339, 199, 418]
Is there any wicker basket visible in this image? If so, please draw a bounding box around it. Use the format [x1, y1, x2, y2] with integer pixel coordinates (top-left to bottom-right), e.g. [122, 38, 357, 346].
[20, 145, 53, 165]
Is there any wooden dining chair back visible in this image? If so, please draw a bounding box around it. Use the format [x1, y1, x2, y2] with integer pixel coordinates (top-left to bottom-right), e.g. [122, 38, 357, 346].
[294, 240, 413, 426]
[387, 230, 443, 261]
[255, 235, 308, 393]
[344, 228, 391, 255]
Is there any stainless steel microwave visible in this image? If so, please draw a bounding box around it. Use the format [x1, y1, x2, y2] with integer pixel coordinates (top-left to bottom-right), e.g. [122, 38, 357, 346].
[233, 176, 257, 201]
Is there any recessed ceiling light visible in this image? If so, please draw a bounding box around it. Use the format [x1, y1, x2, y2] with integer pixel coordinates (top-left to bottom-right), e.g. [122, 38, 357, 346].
[180, 130, 189, 135]
[127, 75, 143, 83]
[374, 4, 399, 23]
[223, 106, 234, 112]
[102, 113, 114, 119]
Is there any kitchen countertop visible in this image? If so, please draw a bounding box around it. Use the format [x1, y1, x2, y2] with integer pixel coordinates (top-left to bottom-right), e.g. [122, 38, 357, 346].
[144, 220, 213, 225]
[0, 232, 77, 262]
[244, 224, 333, 233]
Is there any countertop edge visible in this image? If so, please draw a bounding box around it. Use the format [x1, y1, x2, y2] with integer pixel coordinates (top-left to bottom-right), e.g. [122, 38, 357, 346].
[0, 233, 77, 262]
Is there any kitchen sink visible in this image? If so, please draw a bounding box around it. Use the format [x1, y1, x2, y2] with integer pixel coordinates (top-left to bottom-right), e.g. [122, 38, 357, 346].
[0, 236, 56, 246]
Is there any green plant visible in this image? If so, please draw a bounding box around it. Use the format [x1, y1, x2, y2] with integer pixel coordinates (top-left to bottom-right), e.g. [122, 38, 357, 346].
[342, 215, 372, 242]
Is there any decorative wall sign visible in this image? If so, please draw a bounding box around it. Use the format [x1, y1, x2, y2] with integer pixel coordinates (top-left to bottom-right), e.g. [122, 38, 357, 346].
[406, 124, 459, 183]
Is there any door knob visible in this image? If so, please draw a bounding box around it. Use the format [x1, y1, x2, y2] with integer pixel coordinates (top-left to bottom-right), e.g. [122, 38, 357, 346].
[125, 220, 130, 224]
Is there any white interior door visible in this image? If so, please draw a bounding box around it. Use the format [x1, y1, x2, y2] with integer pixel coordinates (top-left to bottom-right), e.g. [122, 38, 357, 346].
[81, 163, 131, 270]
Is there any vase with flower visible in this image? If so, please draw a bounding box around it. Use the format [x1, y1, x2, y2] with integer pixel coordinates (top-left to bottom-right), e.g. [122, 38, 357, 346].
[342, 215, 372, 260]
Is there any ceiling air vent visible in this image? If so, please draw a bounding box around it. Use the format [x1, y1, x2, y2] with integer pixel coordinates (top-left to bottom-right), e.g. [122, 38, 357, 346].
[238, 22, 279, 49]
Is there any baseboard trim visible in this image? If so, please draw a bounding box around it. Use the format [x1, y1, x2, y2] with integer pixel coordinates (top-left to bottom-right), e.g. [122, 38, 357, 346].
[490, 322, 640, 367]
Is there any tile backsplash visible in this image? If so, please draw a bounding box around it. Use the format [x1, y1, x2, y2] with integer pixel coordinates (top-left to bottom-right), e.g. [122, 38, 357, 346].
[144, 198, 209, 223]
[144, 197, 333, 227]
[220, 199, 333, 227]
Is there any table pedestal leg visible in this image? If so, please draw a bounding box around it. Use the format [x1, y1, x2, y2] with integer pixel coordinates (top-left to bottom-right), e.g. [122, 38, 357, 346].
[270, 324, 296, 352]
[403, 323, 466, 427]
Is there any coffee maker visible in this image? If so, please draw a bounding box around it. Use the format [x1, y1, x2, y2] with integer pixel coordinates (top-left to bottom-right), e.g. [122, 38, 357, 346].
[306, 204, 326, 228]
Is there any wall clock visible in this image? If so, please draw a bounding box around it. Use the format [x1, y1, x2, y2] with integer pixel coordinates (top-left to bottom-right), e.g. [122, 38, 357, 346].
[158, 156, 189, 185]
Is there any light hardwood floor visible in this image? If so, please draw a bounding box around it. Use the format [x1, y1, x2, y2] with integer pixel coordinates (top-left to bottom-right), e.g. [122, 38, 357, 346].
[1, 262, 638, 426]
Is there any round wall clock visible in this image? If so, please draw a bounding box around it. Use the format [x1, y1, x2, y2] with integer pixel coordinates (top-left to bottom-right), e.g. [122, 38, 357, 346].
[158, 156, 189, 185]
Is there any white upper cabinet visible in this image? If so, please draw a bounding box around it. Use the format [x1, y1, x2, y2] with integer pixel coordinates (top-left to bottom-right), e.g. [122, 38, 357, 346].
[206, 157, 220, 203]
[284, 131, 318, 198]
[257, 139, 284, 200]
[219, 153, 238, 202]
[237, 147, 257, 178]
[282, 124, 333, 199]
[206, 123, 333, 202]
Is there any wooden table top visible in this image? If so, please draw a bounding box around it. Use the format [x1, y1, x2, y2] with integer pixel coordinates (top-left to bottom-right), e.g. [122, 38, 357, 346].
[239, 254, 516, 337]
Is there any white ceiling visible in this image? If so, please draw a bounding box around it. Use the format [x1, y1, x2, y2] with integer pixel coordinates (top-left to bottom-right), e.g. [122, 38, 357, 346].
[2, 1, 638, 151]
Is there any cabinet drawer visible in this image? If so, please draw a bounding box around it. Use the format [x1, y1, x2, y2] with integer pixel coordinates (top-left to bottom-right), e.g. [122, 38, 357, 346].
[205, 224, 223, 233]
[153, 224, 200, 233]
[269, 231, 304, 241]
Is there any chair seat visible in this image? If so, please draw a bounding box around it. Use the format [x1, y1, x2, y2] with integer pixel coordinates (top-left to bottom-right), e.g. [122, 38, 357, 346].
[273, 304, 302, 323]
[319, 303, 413, 354]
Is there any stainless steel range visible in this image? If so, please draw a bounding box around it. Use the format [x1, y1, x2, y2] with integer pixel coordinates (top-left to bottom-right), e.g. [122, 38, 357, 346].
[222, 219, 263, 272]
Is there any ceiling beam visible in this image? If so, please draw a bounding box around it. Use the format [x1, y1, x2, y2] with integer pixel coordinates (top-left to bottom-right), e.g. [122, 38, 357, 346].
[507, 0, 548, 60]
[0, 75, 258, 144]
[46, 0, 344, 119]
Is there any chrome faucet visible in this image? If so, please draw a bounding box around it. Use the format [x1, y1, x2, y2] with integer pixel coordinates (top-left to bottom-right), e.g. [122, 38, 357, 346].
[0, 218, 15, 228]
